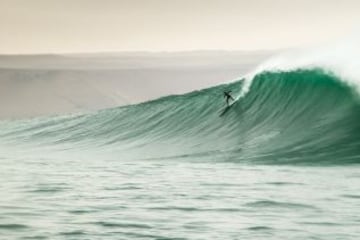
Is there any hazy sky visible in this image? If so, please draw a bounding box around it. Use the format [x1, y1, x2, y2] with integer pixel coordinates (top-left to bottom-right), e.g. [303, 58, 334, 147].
[1, 0, 360, 54]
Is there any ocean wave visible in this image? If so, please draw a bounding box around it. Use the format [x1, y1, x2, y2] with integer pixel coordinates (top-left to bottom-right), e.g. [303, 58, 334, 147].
[1, 68, 360, 165]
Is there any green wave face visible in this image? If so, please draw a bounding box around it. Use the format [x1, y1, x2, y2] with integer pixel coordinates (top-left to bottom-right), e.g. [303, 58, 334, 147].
[1, 69, 360, 165]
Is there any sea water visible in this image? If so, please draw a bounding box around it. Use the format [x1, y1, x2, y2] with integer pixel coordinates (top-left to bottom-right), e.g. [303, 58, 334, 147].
[0, 156, 359, 239]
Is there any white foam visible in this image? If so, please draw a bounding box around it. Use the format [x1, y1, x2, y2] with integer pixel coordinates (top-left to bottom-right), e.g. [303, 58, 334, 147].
[236, 35, 360, 99]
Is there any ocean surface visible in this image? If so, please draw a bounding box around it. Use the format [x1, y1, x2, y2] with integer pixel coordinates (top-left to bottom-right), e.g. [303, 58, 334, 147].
[1, 68, 360, 239]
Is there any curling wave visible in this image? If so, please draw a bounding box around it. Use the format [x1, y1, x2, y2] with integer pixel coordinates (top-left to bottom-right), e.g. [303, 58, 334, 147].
[1, 68, 360, 165]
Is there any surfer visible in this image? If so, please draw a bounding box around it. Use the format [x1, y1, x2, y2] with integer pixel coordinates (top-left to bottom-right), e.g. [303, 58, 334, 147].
[224, 91, 235, 106]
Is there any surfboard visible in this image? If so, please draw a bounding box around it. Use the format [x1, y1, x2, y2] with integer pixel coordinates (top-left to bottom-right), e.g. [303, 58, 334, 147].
[219, 101, 236, 117]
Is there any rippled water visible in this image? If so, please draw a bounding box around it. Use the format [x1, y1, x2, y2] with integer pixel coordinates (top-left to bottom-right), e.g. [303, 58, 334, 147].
[1, 155, 359, 239]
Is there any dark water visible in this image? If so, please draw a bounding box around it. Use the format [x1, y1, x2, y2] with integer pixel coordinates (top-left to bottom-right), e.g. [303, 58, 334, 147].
[1, 68, 360, 239]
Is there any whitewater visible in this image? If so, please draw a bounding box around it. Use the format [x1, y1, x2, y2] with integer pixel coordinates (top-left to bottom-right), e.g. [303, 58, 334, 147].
[1, 46, 360, 239]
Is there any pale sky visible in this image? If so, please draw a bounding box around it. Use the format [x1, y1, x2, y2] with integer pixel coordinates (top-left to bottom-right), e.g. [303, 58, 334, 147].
[1, 0, 360, 54]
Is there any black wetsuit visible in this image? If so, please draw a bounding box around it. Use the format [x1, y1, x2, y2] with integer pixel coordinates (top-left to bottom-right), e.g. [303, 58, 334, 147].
[224, 91, 235, 106]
